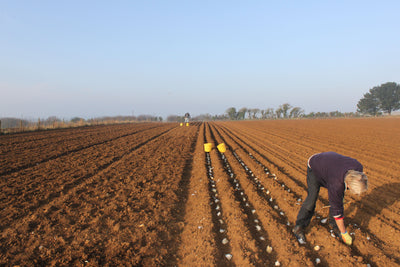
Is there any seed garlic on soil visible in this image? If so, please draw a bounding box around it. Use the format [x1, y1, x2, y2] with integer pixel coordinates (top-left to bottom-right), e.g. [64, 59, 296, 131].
[225, 254, 232, 260]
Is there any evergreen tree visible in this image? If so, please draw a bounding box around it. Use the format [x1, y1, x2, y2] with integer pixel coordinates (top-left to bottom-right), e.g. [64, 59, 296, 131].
[358, 82, 400, 115]
[357, 92, 380, 116]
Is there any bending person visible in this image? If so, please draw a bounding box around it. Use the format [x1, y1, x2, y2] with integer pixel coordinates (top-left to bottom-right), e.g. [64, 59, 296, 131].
[293, 151, 368, 246]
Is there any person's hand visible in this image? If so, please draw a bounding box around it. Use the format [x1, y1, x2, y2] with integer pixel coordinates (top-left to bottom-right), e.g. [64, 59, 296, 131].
[341, 231, 352, 245]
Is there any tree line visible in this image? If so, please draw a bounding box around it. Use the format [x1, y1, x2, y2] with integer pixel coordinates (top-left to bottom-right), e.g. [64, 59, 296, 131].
[2, 82, 398, 131]
[357, 82, 400, 116]
[191, 81, 400, 121]
[213, 104, 357, 121]
[224, 104, 305, 120]
[0, 115, 163, 132]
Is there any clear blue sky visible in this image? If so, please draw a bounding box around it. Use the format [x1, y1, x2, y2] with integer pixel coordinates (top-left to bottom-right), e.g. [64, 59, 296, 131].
[1, 1, 399, 119]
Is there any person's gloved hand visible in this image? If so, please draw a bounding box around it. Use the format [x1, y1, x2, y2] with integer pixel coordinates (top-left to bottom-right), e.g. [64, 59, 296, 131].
[341, 231, 352, 245]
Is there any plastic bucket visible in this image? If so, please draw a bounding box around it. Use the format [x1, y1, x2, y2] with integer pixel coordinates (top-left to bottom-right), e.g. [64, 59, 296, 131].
[186, 123, 189, 126]
[217, 143, 226, 153]
[204, 143, 212, 152]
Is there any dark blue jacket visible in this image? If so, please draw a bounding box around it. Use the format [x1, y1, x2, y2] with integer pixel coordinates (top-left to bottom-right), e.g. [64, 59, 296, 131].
[309, 152, 363, 217]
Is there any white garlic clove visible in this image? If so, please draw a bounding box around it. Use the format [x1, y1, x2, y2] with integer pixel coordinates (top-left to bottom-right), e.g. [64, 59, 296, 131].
[225, 254, 232, 260]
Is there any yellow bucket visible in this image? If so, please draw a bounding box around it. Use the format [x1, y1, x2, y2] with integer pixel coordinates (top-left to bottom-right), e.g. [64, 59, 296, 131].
[204, 143, 212, 152]
[186, 123, 189, 126]
[217, 143, 226, 153]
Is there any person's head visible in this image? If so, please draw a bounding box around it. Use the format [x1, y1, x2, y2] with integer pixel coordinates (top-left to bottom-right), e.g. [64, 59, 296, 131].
[345, 170, 368, 195]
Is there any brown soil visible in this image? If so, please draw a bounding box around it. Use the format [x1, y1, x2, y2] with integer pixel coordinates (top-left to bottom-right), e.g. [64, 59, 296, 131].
[0, 118, 399, 266]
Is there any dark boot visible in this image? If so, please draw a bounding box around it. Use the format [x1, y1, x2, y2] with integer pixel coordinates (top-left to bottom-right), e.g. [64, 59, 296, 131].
[293, 225, 306, 244]
[329, 220, 341, 237]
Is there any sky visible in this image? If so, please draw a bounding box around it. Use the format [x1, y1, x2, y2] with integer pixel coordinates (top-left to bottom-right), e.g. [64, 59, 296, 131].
[1, 1, 399, 119]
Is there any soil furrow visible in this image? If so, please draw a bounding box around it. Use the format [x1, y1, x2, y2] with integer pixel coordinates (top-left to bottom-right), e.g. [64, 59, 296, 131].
[212, 121, 400, 266]
[177, 123, 218, 266]
[209, 124, 276, 266]
[0, 124, 164, 176]
[205, 123, 258, 266]
[1, 119, 398, 266]
[0, 125, 175, 231]
[219, 121, 400, 256]
[209, 123, 322, 265]
[0, 125, 198, 265]
[217, 122, 400, 240]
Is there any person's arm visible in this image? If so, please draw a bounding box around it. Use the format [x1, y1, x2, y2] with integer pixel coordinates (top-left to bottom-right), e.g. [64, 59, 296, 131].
[335, 217, 352, 245]
[328, 182, 349, 238]
[334, 216, 346, 233]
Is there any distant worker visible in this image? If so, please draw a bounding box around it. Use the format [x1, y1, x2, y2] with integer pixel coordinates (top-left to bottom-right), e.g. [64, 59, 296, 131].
[293, 151, 368, 246]
[184, 112, 190, 123]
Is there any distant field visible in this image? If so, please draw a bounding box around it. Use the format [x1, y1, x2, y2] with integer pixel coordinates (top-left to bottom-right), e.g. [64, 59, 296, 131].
[1, 118, 399, 266]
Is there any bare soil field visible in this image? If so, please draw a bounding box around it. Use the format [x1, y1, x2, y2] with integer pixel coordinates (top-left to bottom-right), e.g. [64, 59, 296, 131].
[1, 118, 399, 266]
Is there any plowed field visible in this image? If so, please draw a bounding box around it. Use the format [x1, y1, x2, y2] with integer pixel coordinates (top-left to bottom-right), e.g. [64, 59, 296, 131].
[1, 118, 399, 266]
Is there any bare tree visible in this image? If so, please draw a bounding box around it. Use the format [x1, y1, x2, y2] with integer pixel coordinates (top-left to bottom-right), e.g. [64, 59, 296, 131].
[275, 107, 283, 119]
[265, 108, 275, 119]
[277, 103, 292, 118]
[247, 109, 252, 120]
[238, 107, 247, 120]
[250, 108, 260, 119]
[261, 109, 267, 119]
[289, 107, 304, 118]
